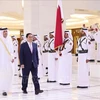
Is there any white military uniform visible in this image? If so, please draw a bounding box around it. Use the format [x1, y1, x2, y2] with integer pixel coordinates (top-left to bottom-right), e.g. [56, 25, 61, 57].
[57, 31, 73, 84]
[42, 38, 48, 75]
[88, 31, 96, 62]
[48, 36, 56, 82]
[12, 37, 19, 75]
[77, 29, 90, 88]
[33, 38, 44, 78]
[94, 30, 100, 62]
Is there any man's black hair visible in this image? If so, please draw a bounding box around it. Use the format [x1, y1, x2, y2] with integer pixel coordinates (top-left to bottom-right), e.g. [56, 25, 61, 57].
[26, 33, 32, 38]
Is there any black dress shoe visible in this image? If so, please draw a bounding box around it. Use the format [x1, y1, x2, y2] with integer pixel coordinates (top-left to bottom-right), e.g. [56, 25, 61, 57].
[2, 92, 7, 96]
[46, 67, 48, 69]
[35, 90, 43, 95]
[22, 88, 28, 94]
[77, 86, 88, 88]
[47, 79, 50, 82]
[60, 83, 70, 85]
[39, 90, 43, 93]
[38, 78, 40, 80]
[97, 60, 100, 62]
[47, 80, 56, 83]
[19, 74, 22, 77]
[23, 90, 28, 94]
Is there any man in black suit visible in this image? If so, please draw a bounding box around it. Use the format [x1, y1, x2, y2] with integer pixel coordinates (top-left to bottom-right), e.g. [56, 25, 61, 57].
[19, 33, 43, 95]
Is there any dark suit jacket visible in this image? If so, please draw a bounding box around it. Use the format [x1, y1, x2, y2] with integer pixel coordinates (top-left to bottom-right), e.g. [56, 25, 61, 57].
[19, 42, 39, 69]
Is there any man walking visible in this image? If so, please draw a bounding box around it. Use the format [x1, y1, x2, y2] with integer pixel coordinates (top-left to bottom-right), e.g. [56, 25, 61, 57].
[0, 28, 14, 96]
[19, 33, 43, 95]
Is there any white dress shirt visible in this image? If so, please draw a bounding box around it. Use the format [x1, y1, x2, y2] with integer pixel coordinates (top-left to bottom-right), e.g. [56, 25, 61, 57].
[27, 41, 33, 53]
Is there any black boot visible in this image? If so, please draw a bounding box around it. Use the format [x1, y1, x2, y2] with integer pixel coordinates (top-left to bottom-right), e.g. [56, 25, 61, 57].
[2, 92, 7, 96]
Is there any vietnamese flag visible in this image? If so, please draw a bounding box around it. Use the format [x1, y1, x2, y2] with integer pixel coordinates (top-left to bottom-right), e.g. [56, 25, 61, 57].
[54, 0, 63, 50]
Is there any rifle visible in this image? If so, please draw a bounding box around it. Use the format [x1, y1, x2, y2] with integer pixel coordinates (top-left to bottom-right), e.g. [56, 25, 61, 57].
[60, 39, 69, 51]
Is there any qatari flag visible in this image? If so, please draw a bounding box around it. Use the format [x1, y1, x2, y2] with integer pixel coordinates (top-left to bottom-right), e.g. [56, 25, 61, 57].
[54, 0, 63, 50]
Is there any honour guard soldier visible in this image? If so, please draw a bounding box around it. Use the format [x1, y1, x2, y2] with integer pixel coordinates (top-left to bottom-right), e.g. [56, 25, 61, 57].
[20, 35, 26, 44]
[58, 31, 73, 85]
[93, 24, 100, 62]
[88, 26, 96, 62]
[12, 36, 19, 76]
[47, 31, 56, 82]
[42, 35, 48, 75]
[33, 35, 44, 78]
[77, 28, 90, 88]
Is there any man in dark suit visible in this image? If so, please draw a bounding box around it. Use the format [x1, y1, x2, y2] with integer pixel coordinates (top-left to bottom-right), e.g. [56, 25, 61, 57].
[19, 33, 43, 95]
